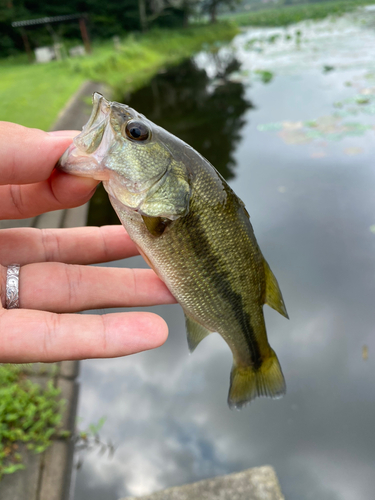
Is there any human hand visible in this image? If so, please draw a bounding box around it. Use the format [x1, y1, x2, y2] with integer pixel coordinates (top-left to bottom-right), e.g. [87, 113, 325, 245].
[0, 122, 176, 363]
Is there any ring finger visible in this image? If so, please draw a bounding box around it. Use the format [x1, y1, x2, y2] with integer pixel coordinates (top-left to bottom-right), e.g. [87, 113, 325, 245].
[0, 263, 176, 313]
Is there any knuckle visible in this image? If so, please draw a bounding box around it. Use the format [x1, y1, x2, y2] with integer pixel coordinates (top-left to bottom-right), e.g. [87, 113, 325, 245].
[9, 185, 25, 217]
[64, 264, 83, 310]
[43, 314, 60, 358]
[41, 229, 62, 262]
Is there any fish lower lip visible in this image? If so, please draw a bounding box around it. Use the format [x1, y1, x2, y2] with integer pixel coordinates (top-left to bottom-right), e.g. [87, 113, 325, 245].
[57, 145, 110, 179]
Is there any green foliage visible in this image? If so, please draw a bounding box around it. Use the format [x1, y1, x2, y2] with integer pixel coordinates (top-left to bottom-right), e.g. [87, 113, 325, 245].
[0, 364, 64, 479]
[76, 22, 239, 91]
[228, 0, 375, 26]
[0, 21, 238, 129]
[0, 0, 189, 58]
[202, 0, 243, 23]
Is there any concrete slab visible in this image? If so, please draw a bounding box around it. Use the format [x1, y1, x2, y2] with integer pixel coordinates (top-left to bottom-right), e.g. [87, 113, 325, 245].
[120, 466, 285, 500]
[39, 441, 72, 500]
[0, 445, 42, 500]
[60, 361, 79, 380]
[57, 378, 79, 432]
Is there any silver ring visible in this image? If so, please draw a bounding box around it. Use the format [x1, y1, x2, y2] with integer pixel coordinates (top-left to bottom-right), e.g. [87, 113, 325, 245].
[5, 264, 20, 309]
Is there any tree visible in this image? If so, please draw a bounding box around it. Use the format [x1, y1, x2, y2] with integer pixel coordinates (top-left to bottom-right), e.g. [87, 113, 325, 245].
[138, 0, 197, 31]
[201, 0, 242, 23]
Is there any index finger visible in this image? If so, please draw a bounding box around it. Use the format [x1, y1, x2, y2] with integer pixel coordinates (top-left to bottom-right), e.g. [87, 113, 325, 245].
[0, 122, 79, 185]
[0, 309, 168, 363]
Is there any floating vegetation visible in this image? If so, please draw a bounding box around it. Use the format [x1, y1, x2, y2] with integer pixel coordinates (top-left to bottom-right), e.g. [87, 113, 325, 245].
[343, 147, 363, 155]
[230, 0, 375, 28]
[356, 96, 371, 105]
[268, 34, 281, 44]
[254, 69, 274, 84]
[332, 93, 375, 116]
[258, 116, 372, 144]
[244, 38, 257, 50]
[258, 71, 375, 146]
[323, 65, 335, 73]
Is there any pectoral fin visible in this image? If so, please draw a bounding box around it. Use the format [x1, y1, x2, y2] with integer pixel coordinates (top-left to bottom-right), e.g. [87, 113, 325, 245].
[141, 216, 171, 237]
[184, 314, 213, 353]
[263, 260, 289, 319]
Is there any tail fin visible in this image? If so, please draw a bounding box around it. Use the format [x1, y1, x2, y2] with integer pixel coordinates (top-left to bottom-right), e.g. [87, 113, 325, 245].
[228, 349, 286, 409]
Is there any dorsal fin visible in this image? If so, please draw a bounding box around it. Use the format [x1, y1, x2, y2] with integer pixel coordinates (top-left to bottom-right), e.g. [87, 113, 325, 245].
[184, 314, 213, 353]
[263, 260, 289, 319]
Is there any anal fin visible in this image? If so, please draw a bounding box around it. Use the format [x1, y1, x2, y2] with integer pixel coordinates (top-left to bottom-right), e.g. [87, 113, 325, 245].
[263, 259, 289, 319]
[184, 314, 213, 353]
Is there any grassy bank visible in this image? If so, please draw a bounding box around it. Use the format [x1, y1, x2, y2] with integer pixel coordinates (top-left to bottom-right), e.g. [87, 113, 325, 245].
[0, 22, 238, 130]
[229, 0, 375, 27]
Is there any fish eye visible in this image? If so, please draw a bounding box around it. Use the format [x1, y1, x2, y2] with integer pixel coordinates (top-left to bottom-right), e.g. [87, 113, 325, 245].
[124, 121, 150, 142]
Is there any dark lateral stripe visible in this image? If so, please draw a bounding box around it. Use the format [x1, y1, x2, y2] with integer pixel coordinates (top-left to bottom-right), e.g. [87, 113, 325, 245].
[183, 208, 262, 370]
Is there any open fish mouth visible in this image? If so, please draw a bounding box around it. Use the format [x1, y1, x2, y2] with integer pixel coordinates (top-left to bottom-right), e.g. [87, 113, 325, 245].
[58, 93, 115, 180]
[73, 92, 110, 155]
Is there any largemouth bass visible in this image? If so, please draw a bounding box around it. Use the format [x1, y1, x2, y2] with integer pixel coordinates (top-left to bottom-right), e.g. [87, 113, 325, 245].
[58, 92, 288, 409]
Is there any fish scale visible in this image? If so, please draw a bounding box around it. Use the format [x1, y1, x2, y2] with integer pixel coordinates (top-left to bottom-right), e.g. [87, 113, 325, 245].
[58, 92, 289, 409]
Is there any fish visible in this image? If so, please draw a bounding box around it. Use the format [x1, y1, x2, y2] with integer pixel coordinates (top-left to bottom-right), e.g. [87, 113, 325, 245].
[58, 92, 289, 409]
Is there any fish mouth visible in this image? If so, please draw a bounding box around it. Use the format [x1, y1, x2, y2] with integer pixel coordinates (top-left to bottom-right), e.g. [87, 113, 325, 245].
[73, 92, 110, 155]
[57, 93, 116, 180]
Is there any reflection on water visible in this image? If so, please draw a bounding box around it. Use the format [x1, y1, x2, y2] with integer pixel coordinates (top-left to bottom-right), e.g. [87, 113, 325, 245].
[122, 55, 252, 181]
[76, 12, 375, 500]
[88, 54, 251, 227]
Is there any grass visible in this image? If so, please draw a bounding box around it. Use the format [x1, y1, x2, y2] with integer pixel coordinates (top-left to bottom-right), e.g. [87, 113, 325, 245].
[0, 364, 65, 478]
[0, 62, 84, 130]
[226, 0, 375, 27]
[0, 22, 238, 130]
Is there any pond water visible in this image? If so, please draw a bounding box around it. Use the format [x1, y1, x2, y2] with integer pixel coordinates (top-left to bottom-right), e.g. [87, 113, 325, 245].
[74, 11, 375, 500]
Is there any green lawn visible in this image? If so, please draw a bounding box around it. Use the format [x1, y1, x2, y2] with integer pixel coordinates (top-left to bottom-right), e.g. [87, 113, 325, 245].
[0, 62, 84, 130]
[0, 22, 238, 131]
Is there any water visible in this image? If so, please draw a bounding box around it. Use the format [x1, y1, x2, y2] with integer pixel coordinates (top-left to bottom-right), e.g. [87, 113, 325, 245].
[74, 11, 375, 500]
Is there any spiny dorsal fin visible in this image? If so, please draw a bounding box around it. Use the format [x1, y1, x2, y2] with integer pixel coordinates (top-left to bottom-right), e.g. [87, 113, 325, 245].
[142, 215, 171, 237]
[263, 260, 289, 319]
[184, 314, 213, 353]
